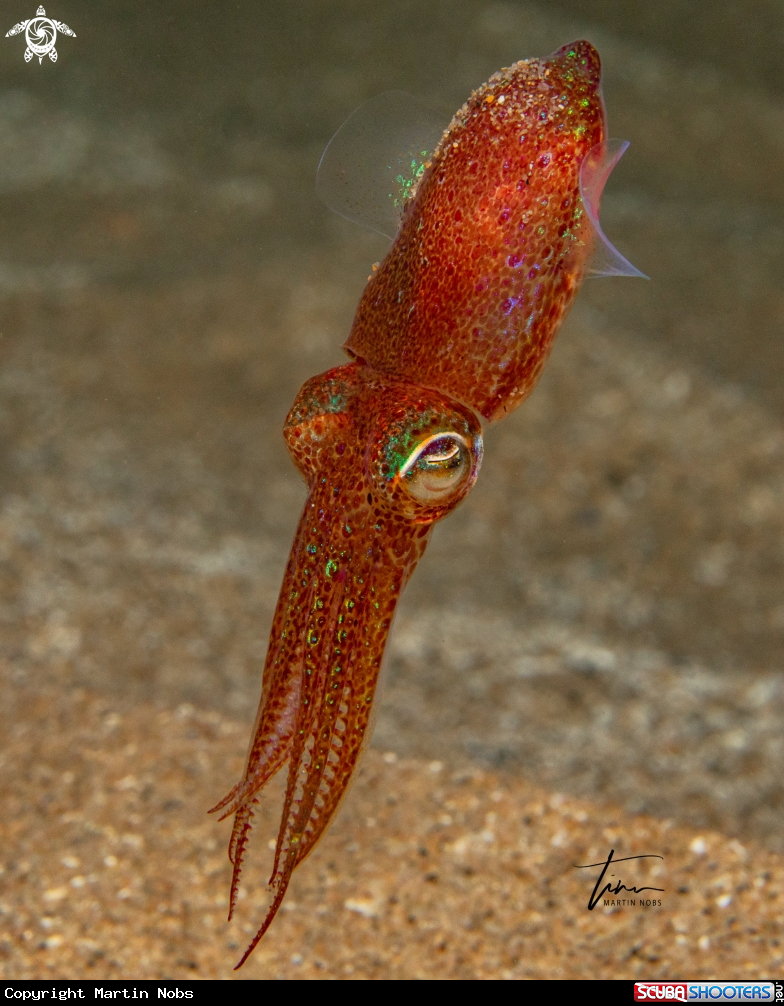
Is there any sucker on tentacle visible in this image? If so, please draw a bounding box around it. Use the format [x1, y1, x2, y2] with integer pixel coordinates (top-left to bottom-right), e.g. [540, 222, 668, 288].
[212, 41, 645, 968]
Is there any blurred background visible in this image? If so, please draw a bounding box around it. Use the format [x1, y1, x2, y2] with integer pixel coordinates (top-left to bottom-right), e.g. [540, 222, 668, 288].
[1, 0, 784, 851]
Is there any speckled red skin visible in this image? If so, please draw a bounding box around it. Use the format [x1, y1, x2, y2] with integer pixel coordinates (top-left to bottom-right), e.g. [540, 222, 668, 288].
[213, 41, 604, 967]
[347, 41, 604, 422]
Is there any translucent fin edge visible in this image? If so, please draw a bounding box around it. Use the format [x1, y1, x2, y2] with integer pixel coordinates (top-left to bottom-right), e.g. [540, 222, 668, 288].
[580, 138, 649, 280]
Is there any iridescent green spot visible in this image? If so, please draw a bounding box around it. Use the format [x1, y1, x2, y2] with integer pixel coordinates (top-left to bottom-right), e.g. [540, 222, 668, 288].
[392, 149, 429, 209]
[307, 629, 319, 646]
[325, 559, 338, 577]
[307, 543, 318, 555]
[326, 391, 347, 413]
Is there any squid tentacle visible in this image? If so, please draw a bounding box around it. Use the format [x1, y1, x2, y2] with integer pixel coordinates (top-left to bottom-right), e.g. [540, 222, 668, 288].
[265, 479, 367, 887]
[276, 557, 376, 881]
[231, 537, 359, 966]
[208, 519, 311, 822]
[267, 557, 350, 890]
[233, 525, 430, 968]
[290, 537, 428, 869]
[209, 511, 318, 919]
[225, 801, 254, 922]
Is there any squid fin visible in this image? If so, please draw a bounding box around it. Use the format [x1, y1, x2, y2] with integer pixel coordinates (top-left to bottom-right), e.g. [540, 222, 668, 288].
[316, 90, 448, 239]
[580, 138, 648, 279]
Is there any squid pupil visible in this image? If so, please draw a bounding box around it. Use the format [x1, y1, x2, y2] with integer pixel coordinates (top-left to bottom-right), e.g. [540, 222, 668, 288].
[421, 441, 461, 468]
[396, 434, 471, 505]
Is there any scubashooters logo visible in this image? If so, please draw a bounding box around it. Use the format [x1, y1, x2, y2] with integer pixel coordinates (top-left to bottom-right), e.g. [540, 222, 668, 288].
[634, 984, 777, 1002]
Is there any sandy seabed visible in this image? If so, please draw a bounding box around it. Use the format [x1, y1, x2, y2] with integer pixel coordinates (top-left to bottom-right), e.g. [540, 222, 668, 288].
[1, 689, 782, 981]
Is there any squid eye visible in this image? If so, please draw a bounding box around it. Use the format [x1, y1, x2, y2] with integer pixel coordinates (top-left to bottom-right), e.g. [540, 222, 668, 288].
[399, 434, 472, 503]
